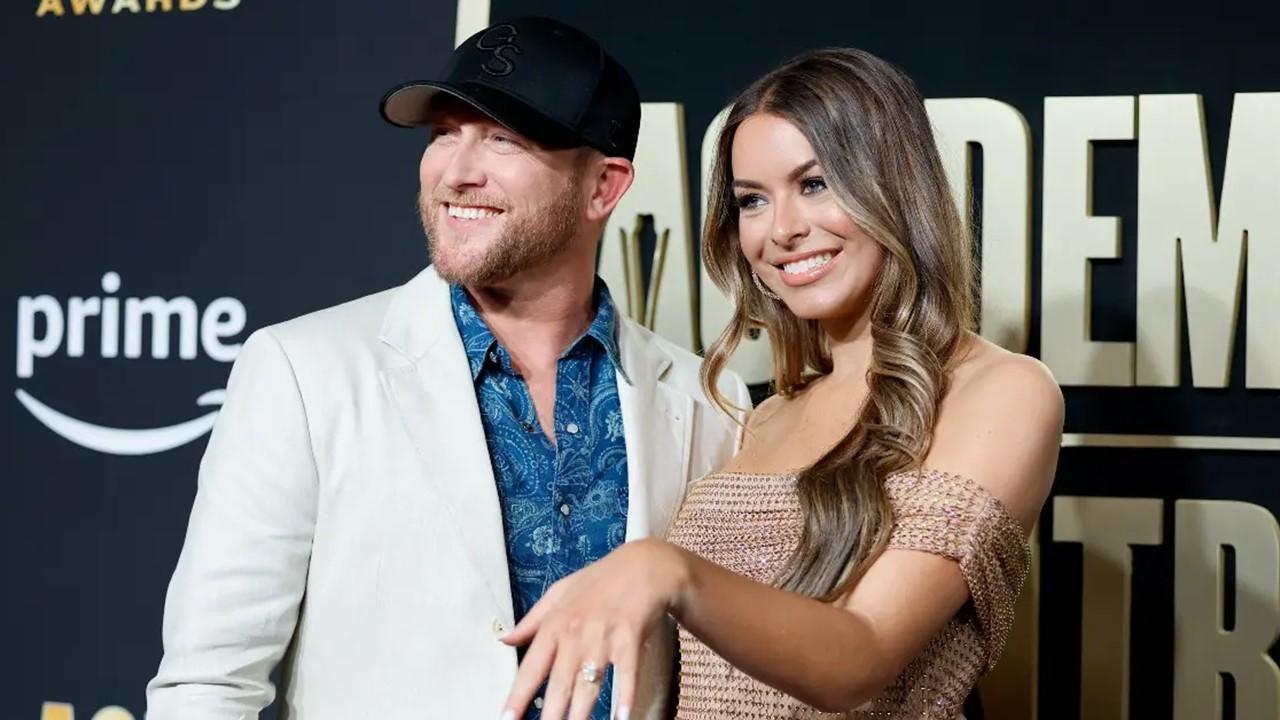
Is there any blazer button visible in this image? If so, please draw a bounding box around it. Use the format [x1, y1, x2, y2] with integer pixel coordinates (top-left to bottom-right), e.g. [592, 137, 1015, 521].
[491, 617, 507, 638]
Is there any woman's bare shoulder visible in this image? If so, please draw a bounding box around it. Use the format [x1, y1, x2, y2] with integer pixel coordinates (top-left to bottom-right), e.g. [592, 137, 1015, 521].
[923, 334, 1065, 530]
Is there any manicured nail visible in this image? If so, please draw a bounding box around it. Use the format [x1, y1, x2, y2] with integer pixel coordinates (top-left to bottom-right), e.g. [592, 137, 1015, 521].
[499, 710, 515, 720]
[616, 707, 630, 720]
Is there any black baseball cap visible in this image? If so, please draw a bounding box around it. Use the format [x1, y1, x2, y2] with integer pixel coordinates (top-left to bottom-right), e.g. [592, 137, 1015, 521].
[381, 17, 641, 161]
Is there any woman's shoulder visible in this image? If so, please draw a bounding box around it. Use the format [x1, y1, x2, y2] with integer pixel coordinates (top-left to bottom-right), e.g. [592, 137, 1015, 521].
[744, 384, 803, 430]
[737, 377, 839, 459]
[923, 334, 1064, 531]
[946, 334, 1062, 415]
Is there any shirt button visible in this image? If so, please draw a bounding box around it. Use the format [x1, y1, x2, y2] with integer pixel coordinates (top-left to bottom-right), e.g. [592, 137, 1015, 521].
[559, 503, 571, 516]
[488, 351, 499, 363]
[565, 422, 580, 435]
[533, 697, 544, 709]
[490, 617, 506, 638]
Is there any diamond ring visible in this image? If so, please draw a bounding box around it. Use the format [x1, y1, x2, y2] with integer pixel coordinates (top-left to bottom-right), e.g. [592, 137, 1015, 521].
[580, 661, 603, 685]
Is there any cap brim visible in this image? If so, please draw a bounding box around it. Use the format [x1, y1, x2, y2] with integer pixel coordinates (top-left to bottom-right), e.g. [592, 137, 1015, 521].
[379, 80, 582, 150]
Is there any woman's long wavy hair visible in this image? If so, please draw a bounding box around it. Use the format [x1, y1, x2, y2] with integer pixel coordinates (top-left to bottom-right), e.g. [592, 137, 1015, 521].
[701, 48, 976, 601]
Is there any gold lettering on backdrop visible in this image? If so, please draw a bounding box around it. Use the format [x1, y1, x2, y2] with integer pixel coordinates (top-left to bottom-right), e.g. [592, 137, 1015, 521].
[925, 98, 1033, 354]
[453, 0, 490, 46]
[1137, 93, 1280, 389]
[40, 705, 73, 720]
[1041, 97, 1136, 386]
[600, 103, 698, 349]
[699, 106, 774, 384]
[561, 87, 1279, 395]
[35, 0, 65, 16]
[1053, 496, 1163, 720]
[616, 216, 643, 325]
[1063, 433, 1280, 452]
[1174, 500, 1280, 720]
[70, 0, 106, 14]
[38, 0, 231, 16]
[39, 705, 135, 720]
[978, 524, 1040, 720]
[613, 215, 671, 330]
[1228, 94, 1280, 389]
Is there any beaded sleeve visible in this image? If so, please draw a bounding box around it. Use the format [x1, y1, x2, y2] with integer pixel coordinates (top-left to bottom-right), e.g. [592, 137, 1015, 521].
[883, 468, 1032, 669]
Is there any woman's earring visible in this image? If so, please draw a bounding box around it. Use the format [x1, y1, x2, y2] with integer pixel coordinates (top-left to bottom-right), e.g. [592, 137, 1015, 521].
[752, 271, 782, 300]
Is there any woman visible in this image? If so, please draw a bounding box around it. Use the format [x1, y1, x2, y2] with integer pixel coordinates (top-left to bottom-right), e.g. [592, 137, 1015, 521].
[499, 48, 1063, 720]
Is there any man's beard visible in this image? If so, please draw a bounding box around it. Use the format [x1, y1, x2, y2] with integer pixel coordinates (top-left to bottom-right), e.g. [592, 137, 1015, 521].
[422, 176, 582, 287]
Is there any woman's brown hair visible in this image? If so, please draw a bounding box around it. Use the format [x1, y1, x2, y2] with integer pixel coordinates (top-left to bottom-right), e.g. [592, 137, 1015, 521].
[701, 48, 975, 600]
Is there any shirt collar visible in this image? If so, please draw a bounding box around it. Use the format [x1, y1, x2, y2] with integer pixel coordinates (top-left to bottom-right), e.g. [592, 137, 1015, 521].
[449, 283, 497, 380]
[448, 280, 630, 385]
[582, 283, 629, 384]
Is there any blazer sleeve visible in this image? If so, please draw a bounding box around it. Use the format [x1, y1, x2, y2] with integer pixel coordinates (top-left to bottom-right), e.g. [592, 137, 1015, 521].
[147, 328, 319, 720]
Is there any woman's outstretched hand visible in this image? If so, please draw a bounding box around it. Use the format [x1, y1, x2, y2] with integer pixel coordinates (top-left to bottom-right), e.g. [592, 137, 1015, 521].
[499, 538, 689, 720]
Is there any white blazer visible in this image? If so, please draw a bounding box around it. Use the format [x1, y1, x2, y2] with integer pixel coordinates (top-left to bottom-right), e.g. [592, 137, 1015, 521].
[147, 266, 749, 720]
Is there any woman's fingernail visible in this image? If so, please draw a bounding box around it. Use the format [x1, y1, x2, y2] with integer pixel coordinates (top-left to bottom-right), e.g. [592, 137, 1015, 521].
[499, 710, 515, 720]
[616, 707, 631, 720]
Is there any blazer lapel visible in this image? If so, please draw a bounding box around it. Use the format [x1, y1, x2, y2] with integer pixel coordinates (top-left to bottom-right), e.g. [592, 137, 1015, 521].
[378, 267, 515, 627]
[617, 319, 691, 542]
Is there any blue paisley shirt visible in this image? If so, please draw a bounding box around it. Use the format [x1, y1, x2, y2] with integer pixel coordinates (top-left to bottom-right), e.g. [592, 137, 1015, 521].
[450, 282, 629, 720]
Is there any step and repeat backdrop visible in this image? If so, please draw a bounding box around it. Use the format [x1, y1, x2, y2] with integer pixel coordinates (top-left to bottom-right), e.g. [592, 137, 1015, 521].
[3, 0, 1278, 718]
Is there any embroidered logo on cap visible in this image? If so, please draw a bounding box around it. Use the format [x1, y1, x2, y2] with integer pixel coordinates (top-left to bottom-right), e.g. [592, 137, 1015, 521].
[476, 23, 521, 77]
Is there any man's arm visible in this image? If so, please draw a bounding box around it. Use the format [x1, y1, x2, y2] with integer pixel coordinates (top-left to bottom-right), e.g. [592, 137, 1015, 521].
[147, 329, 319, 720]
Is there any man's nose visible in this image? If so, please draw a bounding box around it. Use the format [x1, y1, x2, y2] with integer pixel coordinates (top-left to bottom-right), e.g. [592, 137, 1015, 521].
[439, 140, 487, 190]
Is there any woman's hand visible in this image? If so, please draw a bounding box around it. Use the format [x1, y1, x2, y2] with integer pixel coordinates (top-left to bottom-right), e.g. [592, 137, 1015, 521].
[499, 538, 689, 720]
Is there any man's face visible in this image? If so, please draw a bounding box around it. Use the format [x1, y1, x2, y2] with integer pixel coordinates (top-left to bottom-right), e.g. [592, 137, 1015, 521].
[418, 99, 587, 286]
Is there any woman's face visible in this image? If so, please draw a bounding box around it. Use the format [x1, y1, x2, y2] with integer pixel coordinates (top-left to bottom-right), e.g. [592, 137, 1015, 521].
[730, 112, 885, 323]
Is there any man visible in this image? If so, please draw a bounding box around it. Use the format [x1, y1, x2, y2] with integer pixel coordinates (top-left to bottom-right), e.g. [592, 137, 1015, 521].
[146, 16, 748, 720]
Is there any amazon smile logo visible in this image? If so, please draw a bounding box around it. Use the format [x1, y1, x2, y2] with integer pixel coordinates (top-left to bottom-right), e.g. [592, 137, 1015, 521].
[15, 272, 247, 456]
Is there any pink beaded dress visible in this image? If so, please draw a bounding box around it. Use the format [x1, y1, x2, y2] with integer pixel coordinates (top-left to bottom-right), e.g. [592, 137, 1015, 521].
[665, 468, 1030, 719]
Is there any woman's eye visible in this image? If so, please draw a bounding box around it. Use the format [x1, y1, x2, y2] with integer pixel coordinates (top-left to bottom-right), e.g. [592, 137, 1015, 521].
[735, 194, 764, 210]
[801, 176, 828, 194]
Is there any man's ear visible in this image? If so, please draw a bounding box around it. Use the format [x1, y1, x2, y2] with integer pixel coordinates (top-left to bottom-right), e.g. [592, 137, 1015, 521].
[585, 156, 635, 223]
